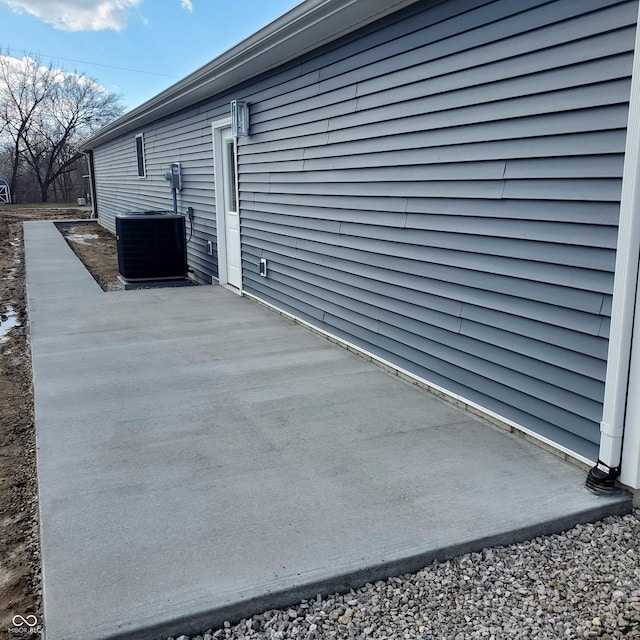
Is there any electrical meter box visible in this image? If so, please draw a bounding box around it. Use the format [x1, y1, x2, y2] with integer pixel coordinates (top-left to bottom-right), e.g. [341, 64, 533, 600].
[164, 162, 182, 190]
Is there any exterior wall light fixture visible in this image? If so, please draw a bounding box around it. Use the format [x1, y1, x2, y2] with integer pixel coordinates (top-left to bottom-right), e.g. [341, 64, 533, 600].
[231, 100, 249, 137]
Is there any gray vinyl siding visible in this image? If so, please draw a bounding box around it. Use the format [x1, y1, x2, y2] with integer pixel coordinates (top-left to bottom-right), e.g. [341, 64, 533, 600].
[91, 0, 637, 460]
[238, 0, 635, 461]
[93, 110, 227, 284]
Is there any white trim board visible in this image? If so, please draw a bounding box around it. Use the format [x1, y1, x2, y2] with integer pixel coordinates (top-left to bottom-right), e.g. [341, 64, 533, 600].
[211, 117, 243, 292]
[618, 7, 640, 490]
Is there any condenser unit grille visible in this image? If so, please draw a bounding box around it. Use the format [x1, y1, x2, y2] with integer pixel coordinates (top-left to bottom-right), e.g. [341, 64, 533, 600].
[116, 212, 187, 281]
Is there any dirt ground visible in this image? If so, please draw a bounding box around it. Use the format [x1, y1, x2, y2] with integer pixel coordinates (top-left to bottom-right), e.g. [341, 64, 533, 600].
[57, 221, 122, 292]
[0, 206, 119, 638]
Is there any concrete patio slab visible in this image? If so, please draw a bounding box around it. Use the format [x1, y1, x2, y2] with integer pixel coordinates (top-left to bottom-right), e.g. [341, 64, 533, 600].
[24, 221, 631, 640]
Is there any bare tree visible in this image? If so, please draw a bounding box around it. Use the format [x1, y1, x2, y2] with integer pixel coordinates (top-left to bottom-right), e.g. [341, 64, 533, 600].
[0, 51, 123, 202]
[0, 53, 55, 197]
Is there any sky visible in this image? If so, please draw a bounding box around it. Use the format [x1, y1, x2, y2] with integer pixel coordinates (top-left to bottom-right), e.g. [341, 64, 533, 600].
[0, 0, 304, 112]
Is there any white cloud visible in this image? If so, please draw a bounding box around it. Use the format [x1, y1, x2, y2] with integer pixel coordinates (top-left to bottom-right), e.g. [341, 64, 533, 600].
[0, 53, 50, 81]
[180, 0, 193, 11]
[1, 54, 105, 89]
[2, 0, 142, 31]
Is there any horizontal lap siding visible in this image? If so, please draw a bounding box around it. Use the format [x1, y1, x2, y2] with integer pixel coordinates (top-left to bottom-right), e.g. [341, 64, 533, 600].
[238, 0, 637, 460]
[91, 0, 635, 460]
[93, 108, 228, 284]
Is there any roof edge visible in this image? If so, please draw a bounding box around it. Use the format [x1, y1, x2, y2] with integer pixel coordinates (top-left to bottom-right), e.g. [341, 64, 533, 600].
[81, 0, 421, 149]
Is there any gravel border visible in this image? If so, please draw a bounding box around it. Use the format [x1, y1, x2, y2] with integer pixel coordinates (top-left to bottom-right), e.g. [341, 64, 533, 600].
[167, 509, 640, 640]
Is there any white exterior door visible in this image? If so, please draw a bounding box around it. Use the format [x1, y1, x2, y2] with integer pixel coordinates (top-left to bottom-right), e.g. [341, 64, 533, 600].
[212, 121, 242, 290]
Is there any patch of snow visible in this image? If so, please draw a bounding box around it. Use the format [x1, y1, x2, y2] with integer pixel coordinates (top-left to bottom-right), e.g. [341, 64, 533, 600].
[67, 233, 99, 246]
[0, 306, 20, 342]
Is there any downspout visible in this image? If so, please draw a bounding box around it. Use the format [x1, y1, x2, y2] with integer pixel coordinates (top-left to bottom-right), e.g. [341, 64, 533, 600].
[82, 150, 98, 220]
[587, 4, 640, 493]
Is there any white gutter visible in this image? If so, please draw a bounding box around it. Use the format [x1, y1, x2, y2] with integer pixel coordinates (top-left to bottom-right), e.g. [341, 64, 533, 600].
[81, 0, 421, 149]
[590, 3, 640, 491]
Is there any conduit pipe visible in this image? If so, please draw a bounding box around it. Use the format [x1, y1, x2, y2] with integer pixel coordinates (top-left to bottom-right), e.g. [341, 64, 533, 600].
[588, 5, 640, 493]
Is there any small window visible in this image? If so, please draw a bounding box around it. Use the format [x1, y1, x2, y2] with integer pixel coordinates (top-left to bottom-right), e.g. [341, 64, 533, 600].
[135, 133, 146, 177]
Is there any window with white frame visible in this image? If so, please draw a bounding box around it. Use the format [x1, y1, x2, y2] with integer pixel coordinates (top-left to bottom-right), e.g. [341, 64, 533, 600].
[135, 133, 146, 177]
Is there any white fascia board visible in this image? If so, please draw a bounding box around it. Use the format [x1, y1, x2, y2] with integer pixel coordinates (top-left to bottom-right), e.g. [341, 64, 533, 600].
[81, 0, 420, 149]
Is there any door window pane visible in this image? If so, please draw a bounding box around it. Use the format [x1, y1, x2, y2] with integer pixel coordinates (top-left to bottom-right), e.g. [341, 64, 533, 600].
[226, 139, 237, 212]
